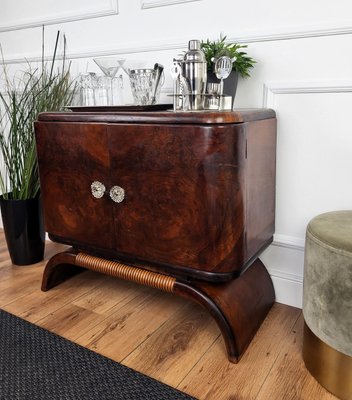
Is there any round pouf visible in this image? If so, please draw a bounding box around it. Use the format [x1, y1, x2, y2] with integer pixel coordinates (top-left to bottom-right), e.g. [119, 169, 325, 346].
[303, 211, 352, 400]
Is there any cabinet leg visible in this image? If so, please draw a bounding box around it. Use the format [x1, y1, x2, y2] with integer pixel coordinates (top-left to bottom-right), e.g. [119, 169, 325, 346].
[174, 259, 275, 363]
[41, 251, 274, 363]
[41, 249, 86, 291]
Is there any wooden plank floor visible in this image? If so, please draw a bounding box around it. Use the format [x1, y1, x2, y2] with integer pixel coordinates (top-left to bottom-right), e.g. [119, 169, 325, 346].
[0, 235, 338, 400]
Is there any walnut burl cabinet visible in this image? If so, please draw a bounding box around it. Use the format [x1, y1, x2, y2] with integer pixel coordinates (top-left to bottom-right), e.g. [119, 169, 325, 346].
[34, 108, 277, 363]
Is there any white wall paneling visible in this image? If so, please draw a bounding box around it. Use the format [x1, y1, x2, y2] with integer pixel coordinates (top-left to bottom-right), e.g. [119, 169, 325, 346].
[0, 0, 118, 32]
[3, 23, 352, 66]
[1, 0, 352, 308]
[264, 80, 352, 241]
[2, 2, 352, 65]
[263, 81, 352, 106]
[260, 81, 352, 307]
[227, 21, 352, 43]
[141, 0, 202, 9]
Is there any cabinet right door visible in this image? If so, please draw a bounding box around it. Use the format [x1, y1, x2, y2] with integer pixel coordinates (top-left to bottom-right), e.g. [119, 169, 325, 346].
[108, 123, 246, 273]
[35, 121, 117, 250]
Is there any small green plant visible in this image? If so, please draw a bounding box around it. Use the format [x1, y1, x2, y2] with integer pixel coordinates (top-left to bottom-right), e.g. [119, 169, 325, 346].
[201, 34, 255, 78]
[0, 31, 76, 200]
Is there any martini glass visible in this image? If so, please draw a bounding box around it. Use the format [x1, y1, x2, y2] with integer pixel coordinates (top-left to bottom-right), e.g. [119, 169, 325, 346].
[93, 57, 125, 105]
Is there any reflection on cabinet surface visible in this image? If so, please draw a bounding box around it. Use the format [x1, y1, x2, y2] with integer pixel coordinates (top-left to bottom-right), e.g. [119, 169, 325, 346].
[35, 108, 277, 362]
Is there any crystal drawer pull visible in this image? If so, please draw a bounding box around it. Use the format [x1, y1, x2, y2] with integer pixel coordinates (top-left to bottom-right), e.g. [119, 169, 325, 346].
[109, 185, 125, 203]
[91, 181, 106, 199]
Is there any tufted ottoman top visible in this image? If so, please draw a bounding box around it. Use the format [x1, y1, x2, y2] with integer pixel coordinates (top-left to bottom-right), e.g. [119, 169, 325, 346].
[307, 210, 352, 254]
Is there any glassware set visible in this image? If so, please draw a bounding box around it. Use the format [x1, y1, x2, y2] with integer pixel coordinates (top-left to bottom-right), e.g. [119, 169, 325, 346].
[78, 71, 124, 106]
[76, 40, 234, 110]
[77, 58, 164, 107]
[78, 57, 125, 107]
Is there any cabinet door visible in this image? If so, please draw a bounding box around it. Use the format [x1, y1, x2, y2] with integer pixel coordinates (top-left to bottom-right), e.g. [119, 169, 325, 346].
[35, 122, 116, 250]
[108, 123, 245, 273]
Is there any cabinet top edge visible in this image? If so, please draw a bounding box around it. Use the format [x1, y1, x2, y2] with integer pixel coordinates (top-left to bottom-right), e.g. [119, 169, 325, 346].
[37, 108, 276, 124]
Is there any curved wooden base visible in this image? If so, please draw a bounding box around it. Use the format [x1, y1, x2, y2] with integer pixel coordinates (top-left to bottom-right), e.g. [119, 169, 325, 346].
[175, 259, 275, 362]
[41, 250, 274, 363]
[41, 249, 85, 291]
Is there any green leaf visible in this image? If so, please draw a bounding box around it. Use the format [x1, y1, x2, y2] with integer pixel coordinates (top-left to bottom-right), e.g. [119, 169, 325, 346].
[0, 31, 77, 199]
[200, 33, 256, 78]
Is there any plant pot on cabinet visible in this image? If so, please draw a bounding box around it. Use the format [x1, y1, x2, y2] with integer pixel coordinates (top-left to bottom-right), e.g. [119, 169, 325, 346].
[207, 70, 238, 109]
[0, 194, 45, 265]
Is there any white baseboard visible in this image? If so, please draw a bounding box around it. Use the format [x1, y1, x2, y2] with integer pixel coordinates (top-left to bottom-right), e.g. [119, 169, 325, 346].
[260, 235, 305, 309]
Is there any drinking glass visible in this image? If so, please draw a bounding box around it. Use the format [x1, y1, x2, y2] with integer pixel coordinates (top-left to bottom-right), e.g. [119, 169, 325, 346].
[95, 75, 109, 106]
[128, 68, 163, 106]
[79, 72, 97, 106]
[93, 57, 125, 105]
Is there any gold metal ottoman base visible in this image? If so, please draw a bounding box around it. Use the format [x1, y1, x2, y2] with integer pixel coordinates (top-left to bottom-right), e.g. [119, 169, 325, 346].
[303, 321, 352, 400]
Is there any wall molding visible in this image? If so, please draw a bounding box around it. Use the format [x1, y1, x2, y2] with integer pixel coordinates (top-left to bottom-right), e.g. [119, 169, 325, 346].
[0, 0, 119, 33]
[263, 80, 352, 107]
[2, 19, 352, 65]
[141, 0, 201, 9]
[261, 80, 352, 308]
[270, 275, 303, 308]
[268, 235, 304, 307]
[234, 21, 352, 43]
[261, 239, 305, 308]
[268, 267, 303, 284]
[272, 233, 305, 250]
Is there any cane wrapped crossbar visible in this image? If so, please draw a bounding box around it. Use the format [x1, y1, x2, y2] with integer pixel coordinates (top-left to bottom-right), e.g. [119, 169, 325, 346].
[75, 253, 176, 293]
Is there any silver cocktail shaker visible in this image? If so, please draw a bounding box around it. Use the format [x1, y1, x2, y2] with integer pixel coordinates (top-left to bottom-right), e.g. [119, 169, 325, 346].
[182, 39, 207, 110]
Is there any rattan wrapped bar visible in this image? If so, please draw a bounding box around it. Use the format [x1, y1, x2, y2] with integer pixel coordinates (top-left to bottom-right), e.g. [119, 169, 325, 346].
[75, 253, 176, 293]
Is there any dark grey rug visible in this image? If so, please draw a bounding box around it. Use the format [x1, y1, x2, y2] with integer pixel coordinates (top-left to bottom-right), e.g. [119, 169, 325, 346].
[0, 309, 196, 400]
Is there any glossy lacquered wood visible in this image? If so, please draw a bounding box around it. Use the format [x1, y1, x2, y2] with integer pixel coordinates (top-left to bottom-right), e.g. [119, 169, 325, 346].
[35, 122, 116, 251]
[38, 108, 276, 125]
[35, 109, 276, 280]
[41, 249, 274, 362]
[174, 258, 275, 362]
[41, 249, 85, 291]
[35, 108, 277, 363]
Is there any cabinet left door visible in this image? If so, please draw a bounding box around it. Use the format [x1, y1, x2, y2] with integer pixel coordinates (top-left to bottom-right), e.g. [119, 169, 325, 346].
[35, 122, 117, 250]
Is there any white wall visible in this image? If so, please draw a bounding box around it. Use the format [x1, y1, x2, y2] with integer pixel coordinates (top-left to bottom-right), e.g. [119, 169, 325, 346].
[1, 0, 352, 308]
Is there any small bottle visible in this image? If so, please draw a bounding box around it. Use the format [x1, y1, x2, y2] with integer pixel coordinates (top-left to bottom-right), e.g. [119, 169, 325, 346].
[182, 40, 207, 110]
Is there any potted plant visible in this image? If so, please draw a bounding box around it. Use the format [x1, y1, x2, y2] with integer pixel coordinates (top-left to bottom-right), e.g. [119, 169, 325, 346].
[0, 31, 76, 265]
[201, 34, 256, 105]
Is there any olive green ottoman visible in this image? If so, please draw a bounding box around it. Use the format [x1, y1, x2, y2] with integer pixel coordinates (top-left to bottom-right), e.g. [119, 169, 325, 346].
[303, 211, 352, 400]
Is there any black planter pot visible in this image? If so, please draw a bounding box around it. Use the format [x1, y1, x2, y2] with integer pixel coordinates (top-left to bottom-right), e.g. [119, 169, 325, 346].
[0, 195, 45, 265]
[207, 70, 239, 108]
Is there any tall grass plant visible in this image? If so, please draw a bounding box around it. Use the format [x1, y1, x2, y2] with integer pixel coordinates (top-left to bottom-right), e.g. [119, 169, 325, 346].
[0, 30, 76, 200]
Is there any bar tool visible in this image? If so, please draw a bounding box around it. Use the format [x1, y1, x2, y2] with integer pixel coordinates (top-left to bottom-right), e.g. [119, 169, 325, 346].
[214, 56, 233, 100]
[170, 61, 182, 111]
[151, 63, 164, 104]
[182, 39, 207, 110]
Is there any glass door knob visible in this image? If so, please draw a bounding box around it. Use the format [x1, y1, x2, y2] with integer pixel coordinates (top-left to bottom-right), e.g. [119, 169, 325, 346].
[109, 185, 125, 203]
[91, 181, 106, 199]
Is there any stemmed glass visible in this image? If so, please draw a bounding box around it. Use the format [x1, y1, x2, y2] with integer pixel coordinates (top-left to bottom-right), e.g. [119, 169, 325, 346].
[93, 57, 125, 105]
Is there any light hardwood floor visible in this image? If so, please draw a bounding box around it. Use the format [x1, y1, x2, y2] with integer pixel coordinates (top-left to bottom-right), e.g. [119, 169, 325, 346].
[0, 234, 338, 400]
